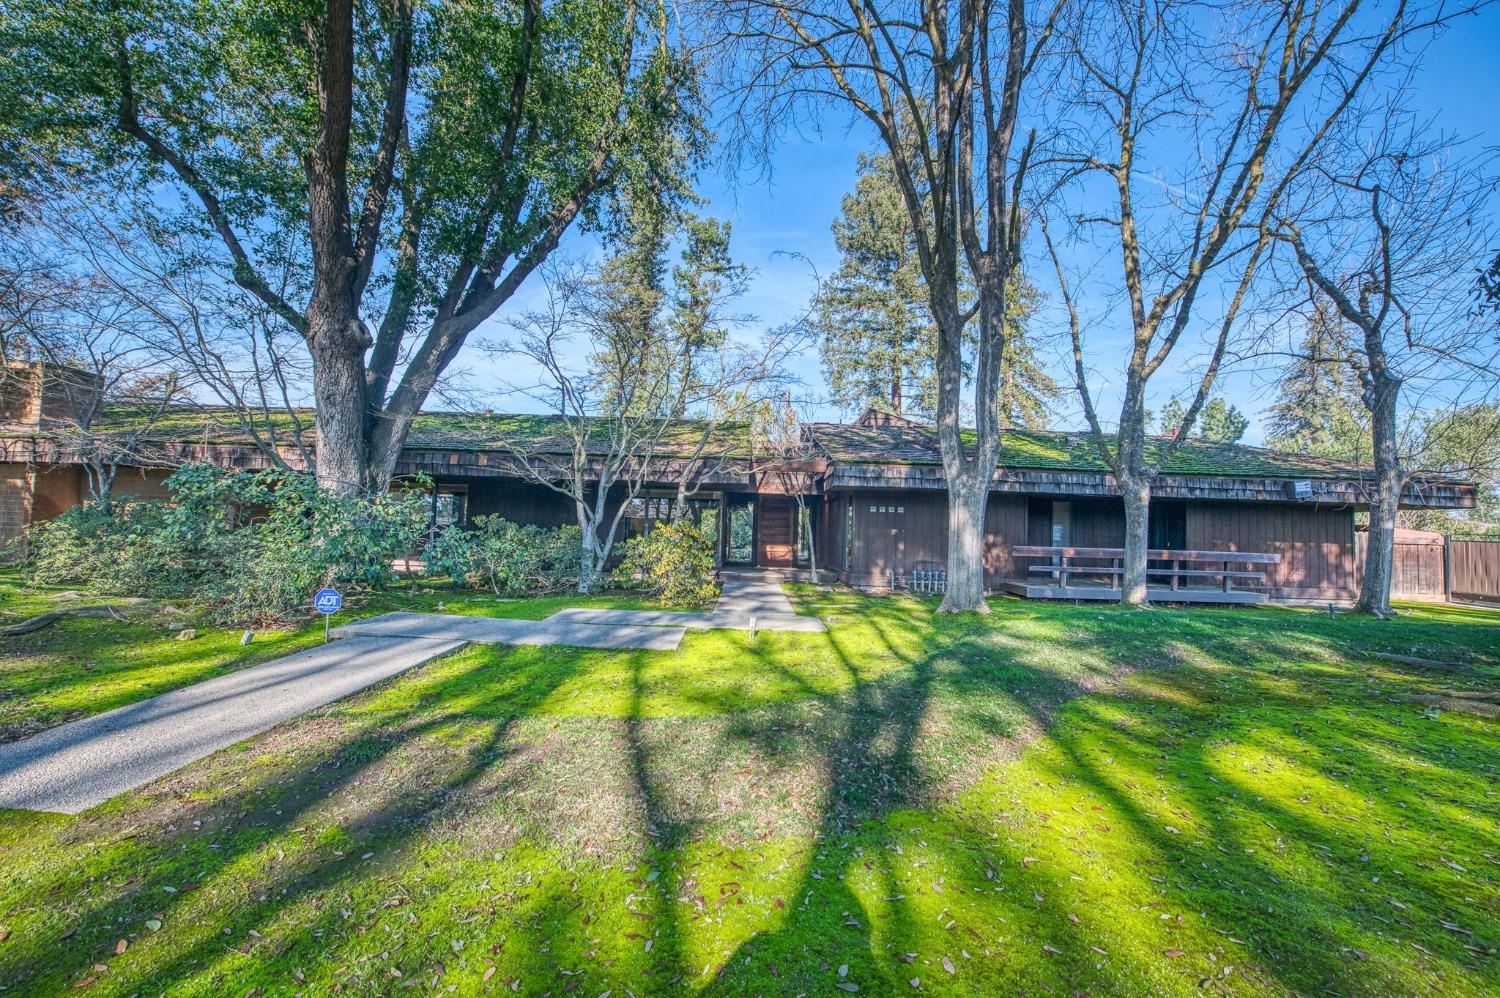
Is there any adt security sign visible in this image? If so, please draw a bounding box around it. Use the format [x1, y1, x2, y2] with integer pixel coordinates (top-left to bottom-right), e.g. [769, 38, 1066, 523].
[314, 588, 342, 642]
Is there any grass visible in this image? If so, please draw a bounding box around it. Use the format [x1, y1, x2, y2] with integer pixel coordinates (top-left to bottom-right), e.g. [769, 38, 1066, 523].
[0, 580, 1496, 996]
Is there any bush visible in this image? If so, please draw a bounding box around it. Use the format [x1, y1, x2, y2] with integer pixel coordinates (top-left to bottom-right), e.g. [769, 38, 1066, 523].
[21, 464, 434, 626]
[613, 520, 720, 607]
[425, 516, 581, 594]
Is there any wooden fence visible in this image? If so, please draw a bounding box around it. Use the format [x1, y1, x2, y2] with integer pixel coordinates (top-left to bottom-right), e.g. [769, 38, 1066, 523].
[1449, 539, 1500, 604]
[1354, 533, 1500, 604]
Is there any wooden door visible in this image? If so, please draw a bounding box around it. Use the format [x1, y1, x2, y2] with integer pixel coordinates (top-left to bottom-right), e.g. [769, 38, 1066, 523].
[757, 496, 796, 567]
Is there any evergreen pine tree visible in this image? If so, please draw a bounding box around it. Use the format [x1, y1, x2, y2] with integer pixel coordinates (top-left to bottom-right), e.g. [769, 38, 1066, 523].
[814, 154, 1057, 425]
[1265, 298, 1369, 460]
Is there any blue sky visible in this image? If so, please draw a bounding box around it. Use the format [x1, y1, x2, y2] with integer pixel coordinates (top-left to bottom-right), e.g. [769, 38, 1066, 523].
[472, 7, 1500, 442]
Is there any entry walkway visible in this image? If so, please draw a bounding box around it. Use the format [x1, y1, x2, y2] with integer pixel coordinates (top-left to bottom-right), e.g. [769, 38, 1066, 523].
[0, 635, 467, 814]
[549, 571, 826, 633]
[0, 574, 818, 813]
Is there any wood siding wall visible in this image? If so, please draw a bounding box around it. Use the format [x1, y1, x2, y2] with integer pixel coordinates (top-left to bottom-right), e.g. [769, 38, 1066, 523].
[827, 488, 1359, 599]
[1187, 502, 1357, 599]
[462, 478, 575, 528]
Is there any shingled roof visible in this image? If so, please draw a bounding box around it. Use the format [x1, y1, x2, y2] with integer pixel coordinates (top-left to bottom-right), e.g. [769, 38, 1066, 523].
[47, 406, 757, 460]
[806, 420, 1405, 481]
[4, 402, 1456, 483]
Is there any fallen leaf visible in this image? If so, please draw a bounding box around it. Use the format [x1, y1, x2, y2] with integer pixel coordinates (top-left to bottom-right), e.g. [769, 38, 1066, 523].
[941, 955, 956, 974]
[1043, 944, 1062, 956]
[113, 939, 128, 956]
[835, 983, 859, 993]
[1164, 949, 1185, 958]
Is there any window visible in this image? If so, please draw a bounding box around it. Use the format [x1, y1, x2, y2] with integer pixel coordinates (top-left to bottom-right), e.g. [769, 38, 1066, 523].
[433, 489, 467, 529]
[1050, 501, 1072, 546]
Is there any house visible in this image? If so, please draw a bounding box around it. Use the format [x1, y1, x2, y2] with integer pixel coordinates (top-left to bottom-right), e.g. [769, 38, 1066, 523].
[0, 364, 1476, 603]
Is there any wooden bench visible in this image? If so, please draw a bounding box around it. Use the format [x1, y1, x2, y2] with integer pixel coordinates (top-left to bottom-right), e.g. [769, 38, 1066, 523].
[1012, 546, 1280, 594]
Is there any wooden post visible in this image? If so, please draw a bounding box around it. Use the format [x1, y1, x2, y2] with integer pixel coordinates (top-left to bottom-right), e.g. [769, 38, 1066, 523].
[1223, 560, 1231, 593]
[1443, 534, 1452, 604]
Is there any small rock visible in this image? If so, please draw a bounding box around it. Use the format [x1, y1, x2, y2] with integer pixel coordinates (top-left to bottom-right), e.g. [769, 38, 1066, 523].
[240, 630, 255, 646]
[168, 622, 185, 631]
[175, 628, 197, 641]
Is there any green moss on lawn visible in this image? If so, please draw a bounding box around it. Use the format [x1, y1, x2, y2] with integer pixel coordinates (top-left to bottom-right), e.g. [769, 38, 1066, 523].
[0, 573, 649, 742]
[0, 587, 1495, 996]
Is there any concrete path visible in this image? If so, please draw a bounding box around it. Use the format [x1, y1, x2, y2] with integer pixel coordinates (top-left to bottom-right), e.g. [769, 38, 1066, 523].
[0, 635, 465, 814]
[551, 573, 826, 634]
[332, 611, 686, 650]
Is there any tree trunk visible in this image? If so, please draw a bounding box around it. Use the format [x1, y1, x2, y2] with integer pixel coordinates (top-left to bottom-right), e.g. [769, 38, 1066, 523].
[307, 321, 372, 495]
[802, 498, 818, 583]
[1355, 375, 1401, 617]
[1119, 472, 1152, 607]
[938, 479, 990, 613]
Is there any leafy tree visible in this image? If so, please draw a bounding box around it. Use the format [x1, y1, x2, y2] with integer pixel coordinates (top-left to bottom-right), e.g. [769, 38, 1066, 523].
[814, 153, 1056, 427]
[2, 0, 703, 494]
[1198, 399, 1249, 445]
[1156, 396, 1247, 444]
[1403, 403, 1500, 536]
[1265, 299, 1369, 460]
[814, 152, 934, 418]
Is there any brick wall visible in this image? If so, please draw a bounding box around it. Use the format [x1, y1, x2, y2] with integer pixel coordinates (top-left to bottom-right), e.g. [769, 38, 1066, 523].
[109, 466, 173, 501]
[0, 462, 33, 544]
[30, 465, 84, 521]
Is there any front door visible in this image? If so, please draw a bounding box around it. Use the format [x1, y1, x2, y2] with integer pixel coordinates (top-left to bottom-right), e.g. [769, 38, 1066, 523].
[757, 496, 796, 568]
[1148, 501, 1187, 585]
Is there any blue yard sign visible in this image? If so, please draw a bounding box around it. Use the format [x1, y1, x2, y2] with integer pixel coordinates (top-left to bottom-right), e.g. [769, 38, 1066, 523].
[314, 587, 342, 642]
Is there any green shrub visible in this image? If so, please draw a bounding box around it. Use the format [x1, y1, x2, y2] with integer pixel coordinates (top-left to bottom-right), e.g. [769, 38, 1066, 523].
[613, 520, 720, 607]
[425, 516, 581, 594]
[21, 464, 434, 626]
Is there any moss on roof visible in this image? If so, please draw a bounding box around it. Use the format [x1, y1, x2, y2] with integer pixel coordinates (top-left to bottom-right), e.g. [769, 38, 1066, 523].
[54, 406, 756, 459]
[807, 422, 1387, 480]
[11, 404, 1416, 481]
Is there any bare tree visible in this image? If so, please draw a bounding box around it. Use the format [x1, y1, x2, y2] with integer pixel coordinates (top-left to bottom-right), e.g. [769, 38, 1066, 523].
[711, 0, 1063, 612]
[0, 223, 185, 497]
[1274, 119, 1499, 616]
[495, 260, 798, 593]
[1040, 0, 1458, 605]
[38, 202, 316, 470]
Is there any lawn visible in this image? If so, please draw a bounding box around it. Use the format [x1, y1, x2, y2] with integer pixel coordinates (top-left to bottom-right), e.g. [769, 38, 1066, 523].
[0, 573, 649, 743]
[0, 580, 1496, 996]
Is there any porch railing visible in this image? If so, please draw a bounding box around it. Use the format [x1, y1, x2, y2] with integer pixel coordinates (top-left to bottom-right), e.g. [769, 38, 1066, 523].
[890, 568, 948, 594]
[1011, 546, 1280, 593]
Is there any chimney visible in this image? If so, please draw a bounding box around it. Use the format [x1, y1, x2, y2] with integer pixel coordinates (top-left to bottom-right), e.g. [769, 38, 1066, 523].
[0, 362, 105, 431]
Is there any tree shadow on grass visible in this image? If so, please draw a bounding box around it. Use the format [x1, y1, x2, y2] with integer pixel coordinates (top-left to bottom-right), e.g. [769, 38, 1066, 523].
[1, 593, 1494, 994]
[704, 598, 1499, 996]
[0, 643, 589, 994]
